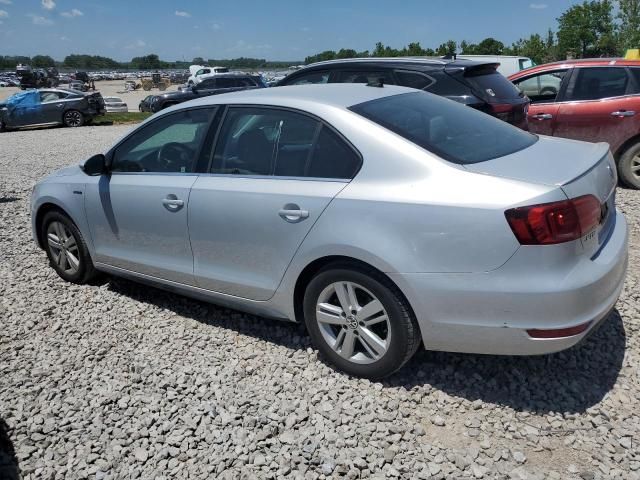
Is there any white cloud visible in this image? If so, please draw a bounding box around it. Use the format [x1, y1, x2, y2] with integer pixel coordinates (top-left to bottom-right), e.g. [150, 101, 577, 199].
[61, 8, 83, 18]
[60, 35, 69, 41]
[210, 22, 220, 30]
[0, 0, 12, 5]
[529, 3, 548, 9]
[125, 39, 147, 50]
[0, 9, 8, 18]
[175, 10, 191, 17]
[41, 0, 55, 10]
[28, 14, 53, 25]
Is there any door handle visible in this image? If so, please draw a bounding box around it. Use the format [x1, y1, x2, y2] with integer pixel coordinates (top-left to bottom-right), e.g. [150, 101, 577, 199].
[162, 195, 184, 211]
[531, 113, 553, 120]
[611, 110, 635, 117]
[279, 203, 309, 223]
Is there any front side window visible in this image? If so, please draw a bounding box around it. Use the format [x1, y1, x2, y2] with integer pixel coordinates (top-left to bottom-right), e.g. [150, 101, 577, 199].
[350, 91, 537, 165]
[40, 91, 66, 102]
[112, 108, 215, 173]
[565, 67, 629, 101]
[211, 107, 360, 179]
[287, 71, 330, 85]
[513, 70, 567, 103]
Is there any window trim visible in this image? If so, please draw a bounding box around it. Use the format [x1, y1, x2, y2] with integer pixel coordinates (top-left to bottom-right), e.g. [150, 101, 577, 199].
[559, 66, 633, 104]
[393, 70, 435, 90]
[511, 68, 571, 105]
[282, 69, 332, 86]
[203, 104, 363, 181]
[106, 105, 219, 175]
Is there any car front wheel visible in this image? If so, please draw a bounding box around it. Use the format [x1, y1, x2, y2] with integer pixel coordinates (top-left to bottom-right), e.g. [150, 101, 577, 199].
[303, 264, 420, 379]
[42, 211, 97, 284]
[63, 110, 84, 128]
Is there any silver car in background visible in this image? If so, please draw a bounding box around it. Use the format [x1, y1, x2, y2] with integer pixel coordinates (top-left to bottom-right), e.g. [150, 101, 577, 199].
[30, 84, 628, 379]
[103, 96, 129, 113]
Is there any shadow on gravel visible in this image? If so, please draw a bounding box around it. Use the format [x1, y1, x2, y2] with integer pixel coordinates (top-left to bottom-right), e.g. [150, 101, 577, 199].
[385, 309, 626, 414]
[107, 277, 625, 414]
[0, 197, 19, 204]
[0, 418, 19, 480]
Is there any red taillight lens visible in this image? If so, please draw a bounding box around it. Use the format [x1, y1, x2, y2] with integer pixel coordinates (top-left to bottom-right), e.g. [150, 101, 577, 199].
[527, 321, 591, 338]
[490, 103, 513, 121]
[505, 195, 602, 245]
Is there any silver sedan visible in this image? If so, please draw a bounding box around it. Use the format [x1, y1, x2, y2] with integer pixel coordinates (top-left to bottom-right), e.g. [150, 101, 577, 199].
[30, 84, 628, 378]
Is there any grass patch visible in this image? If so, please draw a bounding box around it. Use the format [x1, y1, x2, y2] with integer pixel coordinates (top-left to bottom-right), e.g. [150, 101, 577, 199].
[93, 112, 152, 125]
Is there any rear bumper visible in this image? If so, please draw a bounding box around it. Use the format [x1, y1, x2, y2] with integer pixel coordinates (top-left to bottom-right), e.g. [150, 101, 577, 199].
[390, 210, 629, 355]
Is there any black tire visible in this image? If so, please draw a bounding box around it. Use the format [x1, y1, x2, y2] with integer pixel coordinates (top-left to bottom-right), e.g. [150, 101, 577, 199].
[63, 110, 84, 128]
[617, 142, 640, 189]
[41, 211, 97, 284]
[0, 121, 6, 132]
[303, 263, 421, 379]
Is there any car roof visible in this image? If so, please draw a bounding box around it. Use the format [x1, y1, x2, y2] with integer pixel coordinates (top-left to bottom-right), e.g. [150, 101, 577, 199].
[181, 83, 416, 110]
[299, 56, 496, 70]
[510, 57, 640, 78]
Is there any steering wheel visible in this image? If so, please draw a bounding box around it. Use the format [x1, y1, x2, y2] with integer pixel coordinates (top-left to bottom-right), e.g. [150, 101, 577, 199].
[156, 142, 194, 171]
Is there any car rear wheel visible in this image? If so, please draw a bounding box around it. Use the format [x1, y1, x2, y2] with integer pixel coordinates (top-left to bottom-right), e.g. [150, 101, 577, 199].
[63, 110, 84, 128]
[303, 264, 420, 379]
[42, 211, 97, 284]
[618, 142, 640, 189]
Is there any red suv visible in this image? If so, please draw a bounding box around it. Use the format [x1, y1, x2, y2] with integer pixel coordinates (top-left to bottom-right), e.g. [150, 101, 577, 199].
[509, 59, 640, 189]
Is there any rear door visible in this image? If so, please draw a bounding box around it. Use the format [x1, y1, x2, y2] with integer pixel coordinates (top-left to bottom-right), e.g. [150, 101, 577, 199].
[511, 69, 570, 135]
[39, 91, 68, 123]
[554, 66, 638, 152]
[189, 106, 362, 300]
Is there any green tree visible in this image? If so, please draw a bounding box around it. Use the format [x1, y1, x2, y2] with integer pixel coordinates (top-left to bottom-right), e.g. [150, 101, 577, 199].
[475, 37, 504, 55]
[372, 42, 386, 57]
[557, 0, 618, 58]
[130, 54, 162, 69]
[192, 57, 206, 65]
[436, 40, 457, 56]
[31, 55, 56, 68]
[619, 0, 640, 51]
[336, 48, 358, 59]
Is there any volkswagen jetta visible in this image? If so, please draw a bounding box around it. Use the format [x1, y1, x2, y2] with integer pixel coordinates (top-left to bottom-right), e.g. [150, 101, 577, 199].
[30, 84, 628, 379]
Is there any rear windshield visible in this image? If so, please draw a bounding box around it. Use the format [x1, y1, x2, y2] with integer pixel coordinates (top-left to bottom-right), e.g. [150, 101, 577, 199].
[465, 71, 523, 100]
[349, 91, 537, 165]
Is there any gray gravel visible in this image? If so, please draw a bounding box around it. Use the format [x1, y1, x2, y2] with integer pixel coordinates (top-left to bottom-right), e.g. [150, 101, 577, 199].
[1, 125, 639, 480]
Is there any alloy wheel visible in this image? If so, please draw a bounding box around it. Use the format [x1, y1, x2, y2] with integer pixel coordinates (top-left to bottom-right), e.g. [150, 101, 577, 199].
[632, 154, 640, 181]
[46, 221, 80, 275]
[315, 281, 391, 364]
[64, 111, 82, 127]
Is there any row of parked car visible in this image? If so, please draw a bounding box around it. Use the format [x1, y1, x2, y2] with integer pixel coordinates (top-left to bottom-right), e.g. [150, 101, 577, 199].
[2, 56, 640, 187]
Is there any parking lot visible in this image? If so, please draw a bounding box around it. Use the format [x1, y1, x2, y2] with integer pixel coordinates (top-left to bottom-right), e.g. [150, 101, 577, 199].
[0, 124, 638, 479]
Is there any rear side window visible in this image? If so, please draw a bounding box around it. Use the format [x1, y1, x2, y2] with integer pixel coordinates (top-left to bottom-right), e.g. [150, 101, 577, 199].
[565, 67, 629, 101]
[216, 77, 240, 88]
[466, 71, 523, 100]
[335, 70, 395, 85]
[211, 107, 360, 179]
[424, 71, 470, 96]
[512, 70, 567, 103]
[350, 91, 537, 165]
[394, 71, 434, 90]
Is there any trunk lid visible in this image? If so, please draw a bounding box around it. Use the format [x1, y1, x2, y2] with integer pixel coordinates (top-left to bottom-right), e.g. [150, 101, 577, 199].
[465, 135, 617, 253]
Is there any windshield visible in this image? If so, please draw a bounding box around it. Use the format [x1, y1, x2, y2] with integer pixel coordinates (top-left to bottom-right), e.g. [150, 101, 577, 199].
[349, 91, 537, 165]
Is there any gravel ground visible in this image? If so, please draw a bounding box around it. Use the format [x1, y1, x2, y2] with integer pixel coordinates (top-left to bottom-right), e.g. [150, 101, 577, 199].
[0, 125, 639, 480]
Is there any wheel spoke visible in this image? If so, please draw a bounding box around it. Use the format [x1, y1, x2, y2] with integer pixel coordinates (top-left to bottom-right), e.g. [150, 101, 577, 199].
[57, 250, 68, 270]
[317, 303, 346, 325]
[631, 163, 640, 173]
[65, 250, 80, 270]
[47, 233, 62, 250]
[63, 235, 76, 249]
[356, 299, 385, 322]
[334, 282, 359, 312]
[358, 327, 386, 358]
[338, 330, 356, 359]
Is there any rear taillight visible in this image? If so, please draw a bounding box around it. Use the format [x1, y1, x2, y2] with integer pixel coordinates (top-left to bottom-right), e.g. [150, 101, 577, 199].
[489, 103, 513, 121]
[505, 195, 602, 245]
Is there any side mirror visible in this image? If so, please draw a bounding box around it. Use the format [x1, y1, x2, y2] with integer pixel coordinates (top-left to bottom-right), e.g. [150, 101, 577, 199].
[81, 153, 106, 176]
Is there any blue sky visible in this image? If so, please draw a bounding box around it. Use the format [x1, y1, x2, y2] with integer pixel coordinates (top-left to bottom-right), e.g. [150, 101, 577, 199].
[0, 0, 584, 61]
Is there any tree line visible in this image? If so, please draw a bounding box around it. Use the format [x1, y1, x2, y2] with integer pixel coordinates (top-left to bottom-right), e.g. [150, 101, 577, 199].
[0, 54, 300, 71]
[305, 0, 640, 64]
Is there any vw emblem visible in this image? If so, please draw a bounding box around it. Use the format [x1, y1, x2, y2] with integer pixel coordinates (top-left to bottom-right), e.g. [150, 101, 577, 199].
[347, 315, 358, 330]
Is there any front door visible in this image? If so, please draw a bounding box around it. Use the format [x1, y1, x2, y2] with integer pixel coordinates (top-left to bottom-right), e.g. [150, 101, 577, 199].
[554, 66, 638, 153]
[189, 106, 362, 300]
[38, 91, 66, 124]
[85, 107, 216, 284]
[511, 69, 569, 136]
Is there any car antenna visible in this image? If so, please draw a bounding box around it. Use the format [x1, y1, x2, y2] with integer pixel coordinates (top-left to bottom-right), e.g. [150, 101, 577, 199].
[366, 78, 384, 87]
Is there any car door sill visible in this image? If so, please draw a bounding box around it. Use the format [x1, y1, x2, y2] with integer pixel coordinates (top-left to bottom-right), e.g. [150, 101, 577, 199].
[94, 262, 291, 321]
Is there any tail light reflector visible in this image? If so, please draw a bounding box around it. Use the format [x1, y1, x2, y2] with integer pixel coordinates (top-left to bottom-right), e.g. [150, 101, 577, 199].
[505, 195, 602, 245]
[527, 321, 591, 338]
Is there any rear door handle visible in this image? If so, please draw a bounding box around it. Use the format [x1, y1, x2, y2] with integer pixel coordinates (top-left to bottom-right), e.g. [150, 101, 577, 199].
[279, 203, 309, 223]
[611, 110, 635, 117]
[531, 113, 553, 120]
